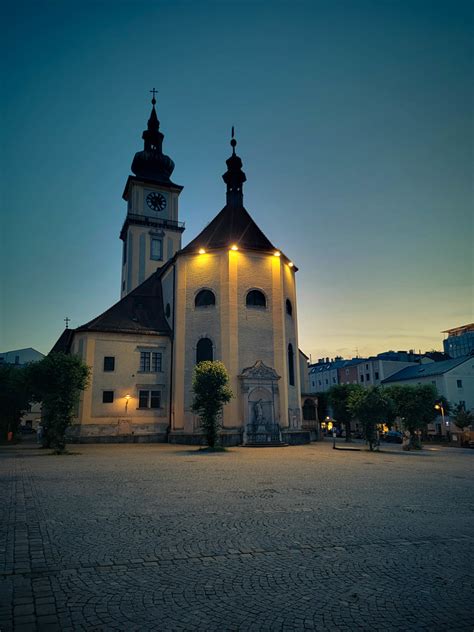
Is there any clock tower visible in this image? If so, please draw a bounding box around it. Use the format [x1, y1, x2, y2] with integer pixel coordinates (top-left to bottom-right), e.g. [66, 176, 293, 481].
[120, 93, 184, 297]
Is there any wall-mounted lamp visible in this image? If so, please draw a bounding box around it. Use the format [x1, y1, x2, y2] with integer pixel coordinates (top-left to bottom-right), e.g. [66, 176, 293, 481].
[125, 394, 131, 412]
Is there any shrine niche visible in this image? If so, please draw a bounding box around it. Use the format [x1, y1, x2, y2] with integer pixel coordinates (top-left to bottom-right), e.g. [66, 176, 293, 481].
[239, 360, 283, 445]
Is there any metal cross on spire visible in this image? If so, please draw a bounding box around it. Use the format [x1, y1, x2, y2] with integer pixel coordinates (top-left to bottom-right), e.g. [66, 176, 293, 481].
[150, 88, 158, 104]
[64, 317, 71, 329]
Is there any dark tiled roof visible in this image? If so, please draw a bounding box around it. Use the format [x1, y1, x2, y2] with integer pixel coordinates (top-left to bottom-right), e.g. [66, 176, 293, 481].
[76, 264, 172, 336]
[180, 204, 276, 255]
[382, 356, 471, 383]
[50, 329, 75, 354]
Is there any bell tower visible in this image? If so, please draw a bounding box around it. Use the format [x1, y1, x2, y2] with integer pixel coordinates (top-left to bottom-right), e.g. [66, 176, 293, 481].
[120, 91, 184, 297]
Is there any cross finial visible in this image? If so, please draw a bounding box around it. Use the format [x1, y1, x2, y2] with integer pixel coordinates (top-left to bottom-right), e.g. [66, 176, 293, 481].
[64, 317, 70, 329]
[230, 125, 237, 154]
[150, 88, 158, 105]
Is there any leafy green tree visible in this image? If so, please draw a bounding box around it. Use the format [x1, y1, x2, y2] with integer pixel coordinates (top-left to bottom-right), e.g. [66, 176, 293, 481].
[385, 384, 437, 449]
[452, 404, 474, 431]
[29, 353, 90, 454]
[0, 365, 34, 442]
[348, 386, 394, 451]
[191, 361, 233, 448]
[327, 384, 363, 441]
[315, 392, 328, 425]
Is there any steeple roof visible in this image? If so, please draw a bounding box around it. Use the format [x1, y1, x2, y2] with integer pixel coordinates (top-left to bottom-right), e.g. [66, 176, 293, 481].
[181, 204, 276, 254]
[130, 92, 177, 186]
[181, 130, 277, 255]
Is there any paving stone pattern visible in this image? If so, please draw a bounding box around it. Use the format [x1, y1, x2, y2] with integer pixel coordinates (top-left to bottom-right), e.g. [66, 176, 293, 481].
[0, 441, 473, 631]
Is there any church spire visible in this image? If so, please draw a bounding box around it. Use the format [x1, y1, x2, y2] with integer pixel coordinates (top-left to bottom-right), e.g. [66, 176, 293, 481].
[222, 127, 246, 207]
[131, 90, 175, 184]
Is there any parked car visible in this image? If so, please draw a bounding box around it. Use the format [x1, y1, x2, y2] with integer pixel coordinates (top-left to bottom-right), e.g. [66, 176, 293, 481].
[381, 430, 403, 443]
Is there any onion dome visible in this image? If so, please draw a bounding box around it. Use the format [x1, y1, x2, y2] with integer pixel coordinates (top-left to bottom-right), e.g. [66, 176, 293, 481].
[222, 127, 246, 206]
[131, 92, 175, 184]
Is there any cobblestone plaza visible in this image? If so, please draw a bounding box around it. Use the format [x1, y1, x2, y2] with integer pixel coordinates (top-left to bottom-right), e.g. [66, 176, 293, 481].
[1, 441, 472, 631]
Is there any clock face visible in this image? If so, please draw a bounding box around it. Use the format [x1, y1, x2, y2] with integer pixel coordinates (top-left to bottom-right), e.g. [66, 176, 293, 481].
[146, 192, 167, 212]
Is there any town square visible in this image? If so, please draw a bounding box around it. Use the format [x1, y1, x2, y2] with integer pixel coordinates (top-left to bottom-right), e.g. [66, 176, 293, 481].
[1, 0, 473, 630]
[1, 440, 473, 631]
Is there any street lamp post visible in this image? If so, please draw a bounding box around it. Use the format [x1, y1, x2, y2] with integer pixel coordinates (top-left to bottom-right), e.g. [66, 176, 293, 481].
[434, 403, 447, 441]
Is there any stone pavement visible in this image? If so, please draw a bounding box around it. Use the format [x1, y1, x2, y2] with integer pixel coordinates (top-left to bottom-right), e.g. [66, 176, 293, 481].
[0, 440, 472, 631]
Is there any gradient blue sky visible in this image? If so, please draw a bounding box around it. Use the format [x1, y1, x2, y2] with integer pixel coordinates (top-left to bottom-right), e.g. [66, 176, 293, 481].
[1, 0, 472, 360]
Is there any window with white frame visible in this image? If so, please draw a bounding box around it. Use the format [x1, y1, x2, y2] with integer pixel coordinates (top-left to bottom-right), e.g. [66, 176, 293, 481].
[138, 390, 161, 409]
[139, 351, 162, 372]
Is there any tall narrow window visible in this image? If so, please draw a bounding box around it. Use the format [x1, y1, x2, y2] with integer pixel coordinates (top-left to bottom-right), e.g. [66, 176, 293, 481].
[150, 238, 163, 261]
[288, 343, 295, 386]
[196, 338, 213, 364]
[286, 299, 293, 316]
[122, 238, 127, 265]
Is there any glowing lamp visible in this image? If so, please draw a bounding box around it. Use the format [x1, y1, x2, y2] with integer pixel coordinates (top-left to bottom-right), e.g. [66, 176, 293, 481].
[274, 251, 281, 257]
[288, 262, 294, 268]
[230, 244, 239, 251]
[198, 248, 206, 255]
[125, 394, 131, 413]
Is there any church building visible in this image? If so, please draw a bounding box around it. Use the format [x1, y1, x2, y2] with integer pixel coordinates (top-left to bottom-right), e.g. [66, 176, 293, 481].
[52, 96, 312, 445]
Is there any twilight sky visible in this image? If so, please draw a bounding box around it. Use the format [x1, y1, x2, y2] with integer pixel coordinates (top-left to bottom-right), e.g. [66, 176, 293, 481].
[1, 0, 472, 360]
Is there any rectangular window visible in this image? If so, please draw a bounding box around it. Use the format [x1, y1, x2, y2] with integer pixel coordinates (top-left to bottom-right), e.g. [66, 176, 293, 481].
[366, 364, 369, 370]
[332, 377, 336, 383]
[140, 351, 150, 372]
[366, 373, 370, 381]
[139, 351, 162, 372]
[360, 375, 364, 382]
[375, 372, 379, 380]
[151, 352, 162, 372]
[103, 356, 115, 372]
[138, 390, 161, 409]
[457, 379, 463, 388]
[325, 379, 328, 385]
[150, 238, 163, 261]
[138, 390, 149, 408]
[150, 390, 161, 408]
[318, 380, 322, 386]
[102, 391, 114, 403]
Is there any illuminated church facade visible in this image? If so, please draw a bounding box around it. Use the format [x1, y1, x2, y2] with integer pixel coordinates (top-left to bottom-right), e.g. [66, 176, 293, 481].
[52, 97, 312, 445]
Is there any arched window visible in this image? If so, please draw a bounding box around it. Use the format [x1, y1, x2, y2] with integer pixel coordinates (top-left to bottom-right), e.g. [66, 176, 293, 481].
[286, 299, 293, 316]
[195, 289, 216, 308]
[246, 289, 266, 308]
[288, 343, 295, 386]
[196, 338, 213, 364]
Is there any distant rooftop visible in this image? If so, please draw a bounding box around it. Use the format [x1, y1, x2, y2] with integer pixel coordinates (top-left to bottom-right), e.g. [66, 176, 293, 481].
[382, 356, 472, 383]
[442, 323, 474, 336]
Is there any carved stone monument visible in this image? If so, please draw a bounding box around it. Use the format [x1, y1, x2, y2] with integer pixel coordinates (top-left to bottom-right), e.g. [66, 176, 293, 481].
[239, 360, 284, 445]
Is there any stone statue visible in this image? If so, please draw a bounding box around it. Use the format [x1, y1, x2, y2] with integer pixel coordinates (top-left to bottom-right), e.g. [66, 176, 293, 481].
[253, 399, 265, 425]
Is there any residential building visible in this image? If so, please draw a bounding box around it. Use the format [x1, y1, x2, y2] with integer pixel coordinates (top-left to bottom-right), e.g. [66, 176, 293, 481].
[442, 324, 474, 359]
[0, 348, 44, 365]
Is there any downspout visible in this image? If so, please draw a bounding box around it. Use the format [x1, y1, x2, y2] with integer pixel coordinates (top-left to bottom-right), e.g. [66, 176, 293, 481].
[167, 261, 176, 441]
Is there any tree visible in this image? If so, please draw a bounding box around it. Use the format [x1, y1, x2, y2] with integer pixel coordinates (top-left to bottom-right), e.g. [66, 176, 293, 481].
[327, 384, 363, 441]
[191, 361, 233, 448]
[29, 353, 90, 454]
[452, 404, 474, 431]
[315, 392, 328, 424]
[348, 386, 394, 451]
[385, 384, 437, 449]
[0, 364, 34, 442]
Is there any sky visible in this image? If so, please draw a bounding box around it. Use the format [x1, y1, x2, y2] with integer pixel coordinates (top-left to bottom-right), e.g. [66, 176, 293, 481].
[1, 0, 472, 360]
